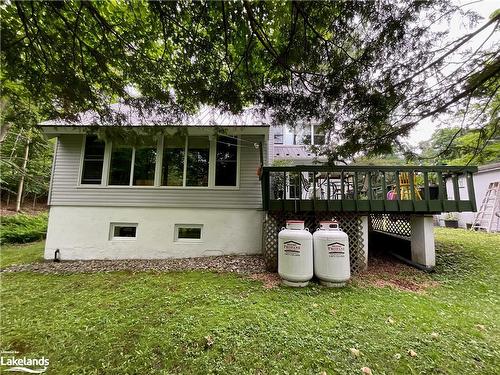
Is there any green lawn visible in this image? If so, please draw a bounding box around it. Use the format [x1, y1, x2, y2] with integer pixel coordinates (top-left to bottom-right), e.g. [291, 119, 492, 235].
[0, 241, 44, 268]
[0, 228, 499, 374]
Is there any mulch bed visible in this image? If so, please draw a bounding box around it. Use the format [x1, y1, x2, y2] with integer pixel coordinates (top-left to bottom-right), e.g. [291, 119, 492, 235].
[355, 255, 439, 293]
[1, 255, 267, 275]
[2, 252, 438, 292]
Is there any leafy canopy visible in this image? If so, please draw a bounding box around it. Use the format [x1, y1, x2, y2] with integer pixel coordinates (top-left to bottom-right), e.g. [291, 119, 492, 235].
[2, 0, 499, 160]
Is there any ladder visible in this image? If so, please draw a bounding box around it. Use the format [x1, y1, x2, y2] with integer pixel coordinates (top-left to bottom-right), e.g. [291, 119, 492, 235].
[471, 181, 500, 232]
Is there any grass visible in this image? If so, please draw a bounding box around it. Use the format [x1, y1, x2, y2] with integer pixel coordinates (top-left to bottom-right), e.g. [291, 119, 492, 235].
[0, 241, 44, 268]
[0, 228, 499, 374]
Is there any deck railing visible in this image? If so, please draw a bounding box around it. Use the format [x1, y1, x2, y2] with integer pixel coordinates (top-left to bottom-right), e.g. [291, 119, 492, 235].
[261, 165, 478, 213]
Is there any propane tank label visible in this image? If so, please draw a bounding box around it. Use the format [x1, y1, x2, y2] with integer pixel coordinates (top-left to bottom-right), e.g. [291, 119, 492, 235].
[327, 242, 346, 257]
[283, 240, 301, 256]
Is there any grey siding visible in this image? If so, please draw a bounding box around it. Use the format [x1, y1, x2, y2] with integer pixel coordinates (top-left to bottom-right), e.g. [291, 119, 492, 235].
[50, 134, 265, 209]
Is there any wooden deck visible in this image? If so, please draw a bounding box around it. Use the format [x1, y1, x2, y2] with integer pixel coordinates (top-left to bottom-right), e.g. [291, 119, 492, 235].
[260, 165, 478, 213]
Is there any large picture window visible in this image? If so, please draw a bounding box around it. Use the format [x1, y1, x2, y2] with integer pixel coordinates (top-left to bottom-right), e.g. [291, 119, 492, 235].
[215, 136, 238, 186]
[81, 135, 105, 184]
[90, 133, 240, 188]
[186, 137, 210, 187]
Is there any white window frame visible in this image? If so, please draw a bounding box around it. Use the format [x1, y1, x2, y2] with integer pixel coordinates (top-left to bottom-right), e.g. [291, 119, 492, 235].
[107, 140, 160, 187]
[174, 224, 203, 242]
[157, 134, 240, 189]
[109, 223, 138, 241]
[78, 133, 241, 190]
[78, 134, 107, 186]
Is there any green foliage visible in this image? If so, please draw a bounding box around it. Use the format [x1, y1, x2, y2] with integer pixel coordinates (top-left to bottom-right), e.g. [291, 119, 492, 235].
[419, 120, 499, 166]
[353, 153, 408, 166]
[0, 229, 499, 373]
[0, 213, 48, 244]
[0, 127, 53, 197]
[1, 1, 497, 160]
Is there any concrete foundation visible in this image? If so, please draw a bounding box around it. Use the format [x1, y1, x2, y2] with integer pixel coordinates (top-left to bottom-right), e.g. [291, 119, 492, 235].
[410, 215, 436, 268]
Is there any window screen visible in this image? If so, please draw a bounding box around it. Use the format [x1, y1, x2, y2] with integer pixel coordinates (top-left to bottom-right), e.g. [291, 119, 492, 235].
[133, 146, 156, 186]
[186, 137, 209, 187]
[109, 146, 133, 185]
[81, 135, 105, 184]
[215, 136, 238, 186]
[162, 135, 185, 186]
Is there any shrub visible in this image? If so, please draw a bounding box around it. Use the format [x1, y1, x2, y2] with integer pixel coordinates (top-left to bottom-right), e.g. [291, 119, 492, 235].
[0, 213, 48, 244]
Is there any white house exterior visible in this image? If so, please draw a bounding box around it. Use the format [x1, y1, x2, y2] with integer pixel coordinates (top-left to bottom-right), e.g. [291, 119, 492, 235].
[441, 162, 500, 230]
[41, 105, 278, 260]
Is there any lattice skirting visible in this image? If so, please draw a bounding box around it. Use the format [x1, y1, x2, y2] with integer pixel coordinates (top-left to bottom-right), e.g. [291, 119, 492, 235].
[369, 214, 411, 238]
[262, 212, 366, 274]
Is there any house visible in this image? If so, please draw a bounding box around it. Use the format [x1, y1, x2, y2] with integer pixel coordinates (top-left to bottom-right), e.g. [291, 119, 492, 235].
[41, 104, 271, 260]
[441, 162, 500, 231]
[40, 104, 478, 273]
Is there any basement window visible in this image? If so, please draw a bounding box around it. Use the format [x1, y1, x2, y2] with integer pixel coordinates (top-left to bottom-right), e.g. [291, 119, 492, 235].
[175, 224, 203, 242]
[110, 223, 137, 240]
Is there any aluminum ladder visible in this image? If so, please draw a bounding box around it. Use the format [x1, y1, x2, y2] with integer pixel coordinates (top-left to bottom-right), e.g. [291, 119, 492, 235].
[471, 181, 500, 232]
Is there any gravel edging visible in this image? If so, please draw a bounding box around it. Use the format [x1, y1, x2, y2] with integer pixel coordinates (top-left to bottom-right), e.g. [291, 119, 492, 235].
[1, 255, 267, 275]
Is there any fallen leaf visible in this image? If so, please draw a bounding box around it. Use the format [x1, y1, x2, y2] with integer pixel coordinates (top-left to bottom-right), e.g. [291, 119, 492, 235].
[205, 335, 214, 348]
[386, 317, 394, 324]
[408, 349, 417, 357]
[350, 348, 360, 357]
[394, 353, 401, 360]
[475, 324, 486, 331]
[361, 367, 372, 374]
[330, 309, 336, 315]
[312, 303, 319, 308]
[430, 332, 439, 339]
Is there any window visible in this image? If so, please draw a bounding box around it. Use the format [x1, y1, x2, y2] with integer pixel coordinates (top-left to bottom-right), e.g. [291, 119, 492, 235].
[273, 127, 284, 144]
[109, 145, 133, 185]
[81, 135, 105, 184]
[133, 146, 156, 186]
[110, 223, 137, 240]
[283, 125, 311, 145]
[162, 135, 185, 186]
[186, 136, 210, 187]
[175, 224, 203, 241]
[101, 134, 239, 188]
[312, 125, 325, 145]
[109, 140, 157, 186]
[215, 136, 238, 186]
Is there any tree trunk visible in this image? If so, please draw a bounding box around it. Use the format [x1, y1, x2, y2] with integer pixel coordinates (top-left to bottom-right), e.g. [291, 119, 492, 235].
[15, 140, 30, 212]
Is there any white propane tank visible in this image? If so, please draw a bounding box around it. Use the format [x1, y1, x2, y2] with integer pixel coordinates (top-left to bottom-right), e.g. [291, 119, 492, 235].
[313, 220, 350, 287]
[278, 220, 313, 287]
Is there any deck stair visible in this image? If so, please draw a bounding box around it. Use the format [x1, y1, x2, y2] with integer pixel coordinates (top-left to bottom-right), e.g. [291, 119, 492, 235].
[471, 181, 500, 232]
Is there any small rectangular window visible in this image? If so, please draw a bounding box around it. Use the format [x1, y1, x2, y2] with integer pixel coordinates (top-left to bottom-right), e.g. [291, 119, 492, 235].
[162, 135, 185, 186]
[186, 137, 210, 187]
[109, 145, 133, 185]
[110, 223, 137, 240]
[215, 136, 238, 186]
[81, 135, 105, 184]
[175, 224, 203, 241]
